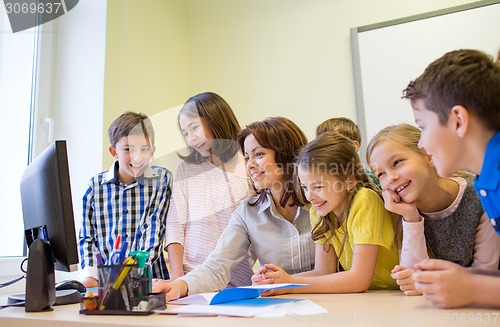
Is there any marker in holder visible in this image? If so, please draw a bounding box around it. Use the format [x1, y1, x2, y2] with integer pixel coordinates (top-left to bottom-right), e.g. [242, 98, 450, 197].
[129, 251, 151, 297]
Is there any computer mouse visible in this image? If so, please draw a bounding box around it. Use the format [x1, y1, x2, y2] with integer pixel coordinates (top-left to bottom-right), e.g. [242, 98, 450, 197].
[55, 279, 87, 293]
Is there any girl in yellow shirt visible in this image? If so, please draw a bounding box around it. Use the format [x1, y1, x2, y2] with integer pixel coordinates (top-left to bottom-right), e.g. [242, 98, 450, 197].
[253, 132, 400, 293]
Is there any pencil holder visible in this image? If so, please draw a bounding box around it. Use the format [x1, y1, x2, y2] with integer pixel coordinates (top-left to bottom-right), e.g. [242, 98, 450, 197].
[97, 263, 149, 312]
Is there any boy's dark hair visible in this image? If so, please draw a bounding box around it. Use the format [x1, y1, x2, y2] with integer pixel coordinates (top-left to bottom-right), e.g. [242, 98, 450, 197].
[237, 117, 308, 208]
[315, 117, 362, 144]
[108, 111, 155, 147]
[402, 49, 500, 131]
[178, 92, 241, 164]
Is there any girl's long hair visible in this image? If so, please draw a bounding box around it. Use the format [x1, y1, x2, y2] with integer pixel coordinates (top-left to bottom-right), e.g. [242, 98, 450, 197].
[297, 132, 380, 262]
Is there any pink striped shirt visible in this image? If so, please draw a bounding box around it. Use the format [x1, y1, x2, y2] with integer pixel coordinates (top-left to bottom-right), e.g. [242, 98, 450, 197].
[165, 153, 254, 285]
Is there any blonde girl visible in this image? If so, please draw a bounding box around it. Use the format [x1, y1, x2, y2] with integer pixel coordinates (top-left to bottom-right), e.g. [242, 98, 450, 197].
[367, 124, 500, 296]
[252, 132, 399, 294]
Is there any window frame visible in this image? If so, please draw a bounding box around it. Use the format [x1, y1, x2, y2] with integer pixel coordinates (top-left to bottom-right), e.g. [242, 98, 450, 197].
[0, 17, 55, 294]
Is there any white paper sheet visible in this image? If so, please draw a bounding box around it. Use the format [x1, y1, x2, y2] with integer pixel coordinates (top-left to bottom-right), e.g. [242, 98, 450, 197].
[255, 299, 328, 317]
[156, 297, 328, 317]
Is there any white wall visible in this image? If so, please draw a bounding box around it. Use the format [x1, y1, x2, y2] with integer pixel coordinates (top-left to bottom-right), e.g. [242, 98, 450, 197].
[184, 0, 481, 140]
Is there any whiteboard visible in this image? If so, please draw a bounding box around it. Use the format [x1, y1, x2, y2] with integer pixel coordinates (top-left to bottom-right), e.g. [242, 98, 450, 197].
[351, 0, 500, 162]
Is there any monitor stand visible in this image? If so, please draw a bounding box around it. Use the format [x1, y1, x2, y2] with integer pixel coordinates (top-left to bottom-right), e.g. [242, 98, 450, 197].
[18, 239, 55, 312]
[6, 239, 82, 311]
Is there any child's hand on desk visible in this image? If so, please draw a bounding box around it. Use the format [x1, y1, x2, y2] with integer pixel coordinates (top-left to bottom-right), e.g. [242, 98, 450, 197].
[251, 265, 275, 285]
[152, 279, 188, 302]
[413, 259, 474, 308]
[391, 265, 421, 296]
[253, 263, 295, 296]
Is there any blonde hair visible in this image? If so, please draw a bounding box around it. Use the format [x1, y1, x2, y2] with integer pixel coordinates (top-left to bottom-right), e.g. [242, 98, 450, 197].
[366, 124, 426, 162]
[296, 132, 378, 263]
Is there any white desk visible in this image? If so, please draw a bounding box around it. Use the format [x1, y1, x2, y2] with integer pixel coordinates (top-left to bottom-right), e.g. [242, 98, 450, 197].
[1, 291, 499, 327]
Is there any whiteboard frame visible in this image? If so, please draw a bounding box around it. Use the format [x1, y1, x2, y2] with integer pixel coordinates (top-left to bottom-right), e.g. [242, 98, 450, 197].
[350, 0, 500, 163]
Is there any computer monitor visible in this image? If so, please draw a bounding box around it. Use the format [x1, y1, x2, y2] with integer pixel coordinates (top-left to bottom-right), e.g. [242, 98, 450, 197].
[18, 140, 79, 312]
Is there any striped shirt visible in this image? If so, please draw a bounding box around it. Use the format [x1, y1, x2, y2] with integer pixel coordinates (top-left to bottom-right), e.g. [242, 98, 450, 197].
[166, 154, 254, 286]
[79, 161, 172, 280]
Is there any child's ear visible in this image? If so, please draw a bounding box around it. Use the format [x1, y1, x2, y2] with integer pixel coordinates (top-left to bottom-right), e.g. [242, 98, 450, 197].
[426, 154, 434, 166]
[352, 141, 360, 152]
[109, 146, 118, 158]
[150, 145, 157, 158]
[450, 105, 470, 138]
[427, 156, 439, 173]
[346, 174, 356, 191]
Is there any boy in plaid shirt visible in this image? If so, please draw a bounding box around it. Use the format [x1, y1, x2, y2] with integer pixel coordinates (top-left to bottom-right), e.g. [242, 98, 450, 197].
[79, 112, 172, 287]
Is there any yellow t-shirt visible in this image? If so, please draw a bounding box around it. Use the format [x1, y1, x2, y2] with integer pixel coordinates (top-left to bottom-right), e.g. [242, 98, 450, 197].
[310, 187, 399, 290]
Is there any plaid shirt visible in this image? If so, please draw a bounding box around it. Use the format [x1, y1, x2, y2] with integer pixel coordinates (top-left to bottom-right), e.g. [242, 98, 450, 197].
[79, 161, 172, 280]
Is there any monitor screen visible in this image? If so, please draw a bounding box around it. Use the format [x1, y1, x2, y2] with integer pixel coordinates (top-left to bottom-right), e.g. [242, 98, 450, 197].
[19, 140, 79, 311]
